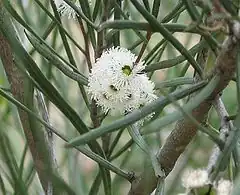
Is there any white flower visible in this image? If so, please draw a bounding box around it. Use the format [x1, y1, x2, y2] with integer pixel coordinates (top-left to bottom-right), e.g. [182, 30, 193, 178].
[88, 47, 157, 121]
[215, 179, 233, 195]
[181, 168, 209, 189]
[55, 0, 80, 19]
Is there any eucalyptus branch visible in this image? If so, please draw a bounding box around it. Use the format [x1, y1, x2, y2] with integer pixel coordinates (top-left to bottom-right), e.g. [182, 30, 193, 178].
[128, 21, 240, 195]
[0, 2, 51, 193]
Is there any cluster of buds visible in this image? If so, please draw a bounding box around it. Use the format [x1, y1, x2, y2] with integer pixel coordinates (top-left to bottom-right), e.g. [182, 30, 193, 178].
[179, 168, 233, 195]
[55, 0, 80, 19]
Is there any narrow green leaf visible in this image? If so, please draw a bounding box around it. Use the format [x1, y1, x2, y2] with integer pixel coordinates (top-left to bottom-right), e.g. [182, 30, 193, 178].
[0, 88, 68, 147]
[144, 39, 166, 63]
[154, 77, 194, 89]
[0, 172, 6, 195]
[0, 87, 130, 181]
[144, 76, 220, 135]
[128, 39, 144, 50]
[78, 0, 92, 19]
[33, 1, 91, 109]
[76, 146, 130, 180]
[29, 21, 56, 56]
[6, 0, 84, 57]
[161, 1, 184, 23]
[3, 0, 86, 76]
[145, 41, 205, 71]
[182, 0, 201, 21]
[19, 143, 28, 180]
[169, 62, 190, 93]
[0, 7, 100, 154]
[51, 173, 77, 195]
[110, 139, 134, 161]
[24, 163, 35, 190]
[78, 0, 97, 47]
[64, 1, 113, 190]
[50, 0, 79, 71]
[99, 168, 112, 195]
[16, 0, 32, 25]
[67, 81, 207, 146]
[236, 45, 240, 107]
[152, 0, 161, 17]
[99, 21, 202, 34]
[89, 172, 102, 195]
[107, 128, 125, 158]
[63, 0, 97, 29]
[92, 0, 102, 21]
[158, 89, 222, 147]
[0, 131, 28, 195]
[128, 124, 165, 177]
[25, 31, 88, 85]
[142, 0, 150, 11]
[219, 0, 238, 16]
[130, 0, 203, 75]
[113, 2, 147, 43]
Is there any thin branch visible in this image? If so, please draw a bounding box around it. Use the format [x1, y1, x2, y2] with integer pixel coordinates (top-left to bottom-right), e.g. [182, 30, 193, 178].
[77, 17, 92, 71]
[135, 31, 152, 63]
[207, 97, 232, 175]
[36, 90, 58, 195]
[0, 2, 50, 193]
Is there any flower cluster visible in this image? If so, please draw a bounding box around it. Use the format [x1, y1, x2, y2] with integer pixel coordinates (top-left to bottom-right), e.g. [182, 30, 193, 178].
[214, 179, 233, 195]
[88, 47, 157, 120]
[180, 168, 233, 195]
[181, 168, 209, 189]
[55, 0, 80, 19]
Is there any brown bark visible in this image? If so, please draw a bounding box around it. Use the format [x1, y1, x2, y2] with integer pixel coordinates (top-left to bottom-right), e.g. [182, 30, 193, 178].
[0, 3, 50, 192]
[128, 23, 239, 195]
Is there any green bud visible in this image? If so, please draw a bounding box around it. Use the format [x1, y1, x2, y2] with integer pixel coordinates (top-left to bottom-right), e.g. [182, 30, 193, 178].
[122, 65, 132, 76]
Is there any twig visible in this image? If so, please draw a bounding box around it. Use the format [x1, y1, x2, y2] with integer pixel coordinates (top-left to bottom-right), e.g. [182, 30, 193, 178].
[207, 97, 232, 173]
[36, 90, 58, 195]
[77, 17, 92, 71]
[135, 31, 152, 63]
